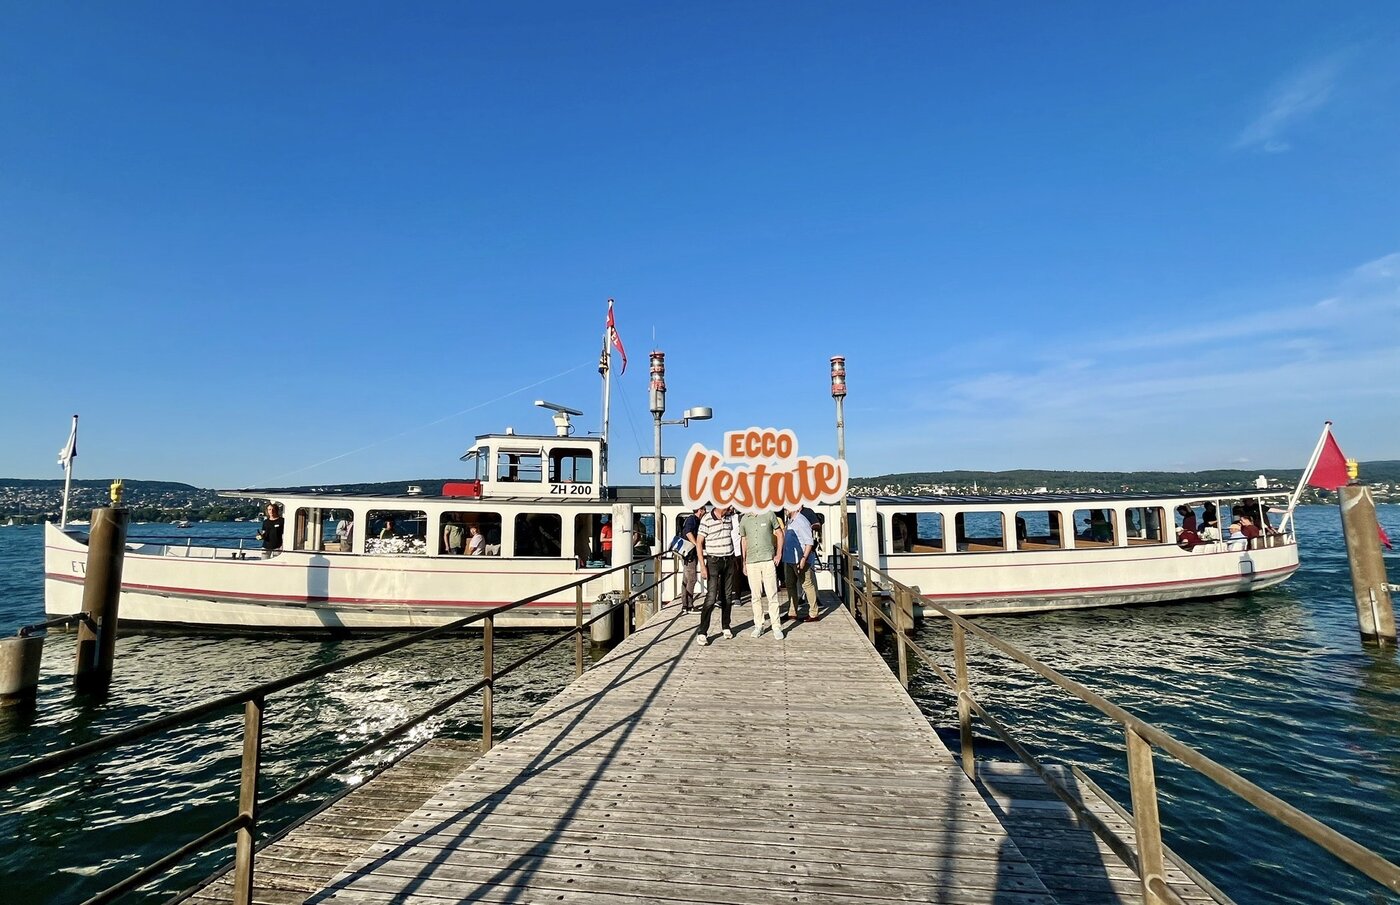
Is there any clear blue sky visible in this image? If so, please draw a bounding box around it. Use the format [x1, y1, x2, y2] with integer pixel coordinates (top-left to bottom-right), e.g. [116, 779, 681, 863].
[2, 2, 1397, 488]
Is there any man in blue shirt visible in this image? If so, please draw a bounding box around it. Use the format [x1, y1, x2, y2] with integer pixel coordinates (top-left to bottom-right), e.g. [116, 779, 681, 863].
[781, 505, 820, 622]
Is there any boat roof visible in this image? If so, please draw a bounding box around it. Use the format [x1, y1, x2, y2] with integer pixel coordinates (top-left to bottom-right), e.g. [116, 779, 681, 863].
[218, 486, 691, 505]
[854, 487, 1288, 506]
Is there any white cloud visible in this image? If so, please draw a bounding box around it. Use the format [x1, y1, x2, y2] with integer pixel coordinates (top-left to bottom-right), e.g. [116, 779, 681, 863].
[1232, 51, 1351, 153]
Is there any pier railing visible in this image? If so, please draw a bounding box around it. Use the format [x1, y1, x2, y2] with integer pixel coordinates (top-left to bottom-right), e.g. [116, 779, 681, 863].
[834, 546, 1400, 905]
[0, 553, 679, 905]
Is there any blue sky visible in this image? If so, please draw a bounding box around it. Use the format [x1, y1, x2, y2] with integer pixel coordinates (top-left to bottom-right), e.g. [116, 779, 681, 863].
[1, 2, 1397, 487]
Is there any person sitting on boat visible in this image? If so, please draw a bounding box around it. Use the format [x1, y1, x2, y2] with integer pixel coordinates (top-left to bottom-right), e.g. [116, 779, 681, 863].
[1227, 521, 1247, 551]
[258, 504, 284, 558]
[1176, 525, 1202, 550]
[379, 519, 397, 540]
[1238, 513, 1261, 545]
[1176, 504, 1197, 533]
[466, 523, 485, 556]
[1088, 510, 1112, 543]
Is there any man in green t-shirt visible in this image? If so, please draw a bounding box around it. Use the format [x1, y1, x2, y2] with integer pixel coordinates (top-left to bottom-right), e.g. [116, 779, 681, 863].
[739, 509, 785, 639]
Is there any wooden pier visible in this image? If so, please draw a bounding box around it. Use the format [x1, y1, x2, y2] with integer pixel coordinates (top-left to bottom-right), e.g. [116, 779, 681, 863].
[179, 595, 1216, 905]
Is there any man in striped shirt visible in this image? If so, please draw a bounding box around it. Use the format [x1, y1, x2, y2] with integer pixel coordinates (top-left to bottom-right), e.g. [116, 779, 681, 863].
[695, 503, 738, 644]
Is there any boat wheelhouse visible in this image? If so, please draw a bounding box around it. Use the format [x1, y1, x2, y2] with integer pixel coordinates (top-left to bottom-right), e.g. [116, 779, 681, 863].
[847, 488, 1300, 616]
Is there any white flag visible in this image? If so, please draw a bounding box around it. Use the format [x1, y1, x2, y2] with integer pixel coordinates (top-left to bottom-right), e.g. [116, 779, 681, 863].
[57, 415, 78, 469]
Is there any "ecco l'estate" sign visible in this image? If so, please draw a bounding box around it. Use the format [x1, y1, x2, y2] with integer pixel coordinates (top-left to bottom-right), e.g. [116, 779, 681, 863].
[681, 428, 848, 512]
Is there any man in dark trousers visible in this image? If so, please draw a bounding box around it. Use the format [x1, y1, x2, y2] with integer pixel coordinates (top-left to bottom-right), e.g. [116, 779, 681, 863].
[259, 503, 285, 558]
[695, 503, 738, 644]
[680, 504, 705, 613]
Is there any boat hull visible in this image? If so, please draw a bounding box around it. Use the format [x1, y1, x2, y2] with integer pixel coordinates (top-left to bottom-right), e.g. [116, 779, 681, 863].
[43, 524, 634, 631]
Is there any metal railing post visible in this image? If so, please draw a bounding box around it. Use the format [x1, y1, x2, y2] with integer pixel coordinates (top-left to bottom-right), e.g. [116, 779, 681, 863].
[952, 621, 975, 779]
[574, 584, 585, 677]
[894, 587, 910, 688]
[481, 616, 494, 753]
[1126, 727, 1169, 905]
[231, 696, 264, 905]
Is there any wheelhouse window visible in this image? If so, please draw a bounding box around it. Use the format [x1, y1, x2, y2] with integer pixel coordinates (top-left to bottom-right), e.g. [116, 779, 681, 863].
[514, 513, 562, 557]
[497, 450, 543, 483]
[954, 512, 1006, 552]
[890, 512, 943, 553]
[462, 449, 484, 481]
[441, 511, 502, 555]
[549, 448, 595, 483]
[1072, 508, 1117, 547]
[1013, 510, 1065, 550]
[1124, 507, 1166, 545]
[574, 513, 610, 567]
[366, 510, 428, 555]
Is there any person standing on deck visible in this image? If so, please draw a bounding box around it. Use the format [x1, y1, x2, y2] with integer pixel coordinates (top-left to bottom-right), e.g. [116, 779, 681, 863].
[739, 508, 785, 640]
[599, 516, 613, 559]
[259, 503, 285, 558]
[696, 503, 739, 645]
[680, 504, 705, 613]
[782, 505, 820, 622]
[443, 515, 465, 555]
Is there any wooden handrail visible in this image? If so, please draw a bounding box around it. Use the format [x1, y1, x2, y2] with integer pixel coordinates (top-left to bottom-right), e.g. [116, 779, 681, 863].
[834, 546, 1400, 900]
[6, 553, 678, 905]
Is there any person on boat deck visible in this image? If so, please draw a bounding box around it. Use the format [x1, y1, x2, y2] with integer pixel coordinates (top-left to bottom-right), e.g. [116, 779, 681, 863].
[1088, 510, 1112, 543]
[335, 516, 352, 550]
[379, 519, 397, 539]
[1201, 502, 1219, 531]
[599, 516, 612, 557]
[1177, 525, 1202, 550]
[1227, 521, 1247, 551]
[1176, 504, 1197, 533]
[443, 515, 465, 555]
[1238, 513, 1261, 543]
[467, 523, 486, 556]
[1015, 516, 1028, 546]
[259, 504, 284, 557]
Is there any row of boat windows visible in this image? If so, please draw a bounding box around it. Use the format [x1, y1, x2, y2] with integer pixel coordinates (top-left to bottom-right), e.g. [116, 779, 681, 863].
[874, 501, 1281, 554]
[288, 507, 642, 565]
[461, 447, 596, 484]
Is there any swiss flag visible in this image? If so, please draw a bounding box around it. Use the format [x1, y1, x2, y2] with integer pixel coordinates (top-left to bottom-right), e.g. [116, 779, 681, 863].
[1381, 524, 1393, 551]
[1306, 430, 1349, 491]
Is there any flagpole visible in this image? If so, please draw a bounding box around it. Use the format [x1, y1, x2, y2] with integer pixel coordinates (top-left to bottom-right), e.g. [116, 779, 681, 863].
[60, 415, 78, 529]
[600, 331, 612, 492]
[1281, 421, 1331, 533]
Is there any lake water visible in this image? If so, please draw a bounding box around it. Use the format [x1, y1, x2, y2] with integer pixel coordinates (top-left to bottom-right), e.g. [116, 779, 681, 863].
[2, 509, 1398, 904]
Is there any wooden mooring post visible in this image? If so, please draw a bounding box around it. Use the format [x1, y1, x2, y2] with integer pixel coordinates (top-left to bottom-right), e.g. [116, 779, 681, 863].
[73, 496, 129, 694]
[1339, 480, 1396, 645]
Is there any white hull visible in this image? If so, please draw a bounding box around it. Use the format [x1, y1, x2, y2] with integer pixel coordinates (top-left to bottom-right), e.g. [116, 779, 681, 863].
[44, 524, 633, 631]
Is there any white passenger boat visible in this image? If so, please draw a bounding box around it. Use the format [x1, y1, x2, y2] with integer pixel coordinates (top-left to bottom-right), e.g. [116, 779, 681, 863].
[45, 411, 685, 631]
[847, 489, 1300, 616]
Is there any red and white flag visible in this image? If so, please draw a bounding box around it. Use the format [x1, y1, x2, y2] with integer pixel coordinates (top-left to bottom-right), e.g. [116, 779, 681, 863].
[57, 415, 78, 470]
[605, 298, 628, 375]
[1304, 426, 1349, 491]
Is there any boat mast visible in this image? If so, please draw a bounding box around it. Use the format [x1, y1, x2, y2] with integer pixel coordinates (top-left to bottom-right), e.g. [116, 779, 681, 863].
[599, 325, 612, 491]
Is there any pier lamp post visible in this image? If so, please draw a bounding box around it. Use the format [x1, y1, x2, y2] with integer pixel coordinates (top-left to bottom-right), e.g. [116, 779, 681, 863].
[831, 356, 848, 551]
[649, 350, 712, 617]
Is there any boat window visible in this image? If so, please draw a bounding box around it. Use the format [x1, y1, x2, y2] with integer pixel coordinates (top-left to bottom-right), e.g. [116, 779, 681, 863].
[462, 450, 483, 481]
[633, 513, 656, 553]
[846, 513, 858, 555]
[497, 450, 543, 483]
[292, 506, 346, 553]
[1174, 500, 1220, 541]
[1072, 508, 1117, 547]
[574, 513, 610, 567]
[1013, 510, 1065, 550]
[514, 513, 561, 557]
[876, 515, 886, 556]
[549, 448, 595, 483]
[1124, 507, 1166, 545]
[954, 512, 1005, 552]
[366, 510, 428, 555]
[890, 512, 943, 553]
[440, 511, 502, 555]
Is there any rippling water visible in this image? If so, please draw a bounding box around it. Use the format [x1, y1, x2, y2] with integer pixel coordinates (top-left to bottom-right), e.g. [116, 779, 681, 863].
[2, 510, 1398, 904]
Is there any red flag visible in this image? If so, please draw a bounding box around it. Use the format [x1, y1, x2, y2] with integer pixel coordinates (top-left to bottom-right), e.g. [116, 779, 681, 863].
[1381, 523, 1393, 551]
[606, 298, 628, 375]
[1306, 430, 1349, 491]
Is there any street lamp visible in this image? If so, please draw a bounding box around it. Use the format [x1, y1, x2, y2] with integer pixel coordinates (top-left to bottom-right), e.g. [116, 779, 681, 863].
[648, 350, 712, 617]
[831, 356, 848, 551]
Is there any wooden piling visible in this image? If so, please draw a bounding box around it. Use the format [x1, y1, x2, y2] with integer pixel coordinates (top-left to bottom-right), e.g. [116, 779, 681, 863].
[0, 635, 44, 707]
[1339, 483, 1396, 645]
[73, 506, 129, 692]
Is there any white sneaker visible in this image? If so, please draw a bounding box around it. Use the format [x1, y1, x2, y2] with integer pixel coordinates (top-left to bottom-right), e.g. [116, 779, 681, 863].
[750, 626, 763, 639]
[721, 629, 733, 640]
[696, 632, 708, 646]
[773, 628, 785, 641]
